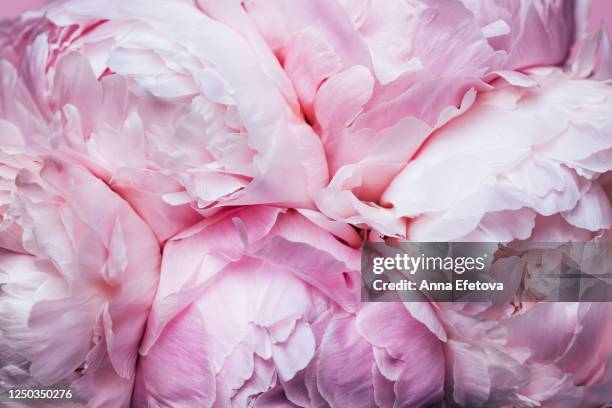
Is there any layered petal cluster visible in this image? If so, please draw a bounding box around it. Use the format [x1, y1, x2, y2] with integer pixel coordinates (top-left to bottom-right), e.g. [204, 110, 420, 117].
[0, 0, 328, 241]
[0, 0, 611, 407]
[382, 68, 612, 241]
[232, 0, 594, 236]
[235, 0, 507, 234]
[0, 148, 160, 406]
[133, 207, 362, 406]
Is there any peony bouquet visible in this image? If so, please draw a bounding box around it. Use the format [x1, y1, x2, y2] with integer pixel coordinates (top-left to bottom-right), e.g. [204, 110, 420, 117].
[1, 0, 612, 407]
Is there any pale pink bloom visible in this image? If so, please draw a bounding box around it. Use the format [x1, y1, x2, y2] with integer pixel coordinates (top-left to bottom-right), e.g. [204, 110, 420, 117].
[234, 0, 596, 236]
[133, 206, 363, 406]
[0, 0, 328, 241]
[0, 1, 611, 407]
[235, 0, 517, 235]
[0, 149, 160, 407]
[382, 68, 612, 240]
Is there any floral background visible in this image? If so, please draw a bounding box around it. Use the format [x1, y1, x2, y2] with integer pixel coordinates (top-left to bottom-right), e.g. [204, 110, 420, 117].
[1, 1, 612, 407]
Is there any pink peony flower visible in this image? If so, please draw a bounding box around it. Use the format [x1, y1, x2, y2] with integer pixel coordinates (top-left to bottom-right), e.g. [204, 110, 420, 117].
[0, 148, 160, 406]
[0, 0, 611, 407]
[234, 0, 597, 236]
[133, 206, 363, 406]
[0, 0, 328, 241]
[237, 0, 505, 235]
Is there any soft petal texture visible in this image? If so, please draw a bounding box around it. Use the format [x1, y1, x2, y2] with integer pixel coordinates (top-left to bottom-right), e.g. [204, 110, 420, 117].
[383, 69, 612, 241]
[237, 0, 594, 236]
[237, 0, 511, 233]
[134, 207, 362, 407]
[0, 0, 328, 241]
[0, 148, 160, 407]
[274, 302, 446, 408]
[462, 0, 588, 70]
[1, 1, 612, 407]
[571, 23, 612, 80]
